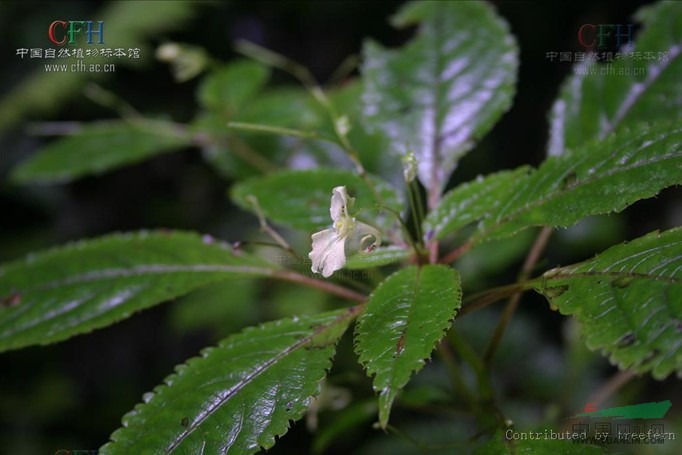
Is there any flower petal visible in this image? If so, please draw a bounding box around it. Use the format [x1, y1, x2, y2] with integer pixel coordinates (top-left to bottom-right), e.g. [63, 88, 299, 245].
[309, 228, 347, 277]
[330, 186, 353, 222]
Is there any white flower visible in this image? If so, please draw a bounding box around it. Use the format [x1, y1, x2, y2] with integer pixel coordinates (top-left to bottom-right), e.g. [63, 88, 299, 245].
[309, 186, 381, 277]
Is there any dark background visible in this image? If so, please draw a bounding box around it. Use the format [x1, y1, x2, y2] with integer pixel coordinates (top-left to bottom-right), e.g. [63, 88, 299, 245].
[1, 1, 679, 454]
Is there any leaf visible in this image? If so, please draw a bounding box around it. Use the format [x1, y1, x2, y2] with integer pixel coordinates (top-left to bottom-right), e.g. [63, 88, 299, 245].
[11, 121, 191, 184]
[424, 167, 531, 241]
[231, 168, 403, 232]
[101, 309, 355, 455]
[194, 88, 323, 179]
[198, 60, 270, 114]
[534, 228, 682, 379]
[0, 231, 277, 352]
[354, 265, 462, 427]
[362, 1, 518, 193]
[475, 121, 682, 243]
[548, 1, 682, 156]
[344, 246, 411, 270]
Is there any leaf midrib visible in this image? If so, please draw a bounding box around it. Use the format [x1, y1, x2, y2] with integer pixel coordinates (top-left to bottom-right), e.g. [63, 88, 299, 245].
[384, 268, 420, 392]
[478, 143, 682, 240]
[163, 310, 355, 453]
[603, 39, 682, 139]
[428, 4, 446, 190]
[543, 270, 679, 284]
[20, 264, 275, 292]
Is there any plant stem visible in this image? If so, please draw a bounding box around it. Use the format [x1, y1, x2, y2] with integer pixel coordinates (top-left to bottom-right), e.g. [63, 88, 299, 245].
[560, 369, 636, 432]
[246, 194, 296, 257]
[235, 40, 388, 210]
[406, 182, 424, 247]
[439, 240, 474, 264]
[482, 226, 554, 364]
[586, 369, 636, 407]
[326, 54, 359, 86]
[272, 269, 367, 303]
[457, 283, 529, 317]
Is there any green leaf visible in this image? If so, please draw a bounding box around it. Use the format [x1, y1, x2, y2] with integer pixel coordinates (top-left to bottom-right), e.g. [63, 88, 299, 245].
[344, 246, 411, 270]
[11, 121, 191, 184]
[0, 231, 277, 352]
[362, 1, 518, 192]
[231, 168, 403, 231]
[424, 167, 531, 241]
[534, 228, 682, 379]
[194, 88, 323, 179]
[354, 265, 462, 428]
[198, 60, 270, 114]
[324, 82, 396, 178]
[475, 121, 682, 243]
[101, 309, 354, 455]
[548, 1, 682, 156]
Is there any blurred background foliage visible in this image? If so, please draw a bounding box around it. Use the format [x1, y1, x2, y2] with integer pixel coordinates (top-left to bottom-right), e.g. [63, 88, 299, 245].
[0, 1, 680, 454]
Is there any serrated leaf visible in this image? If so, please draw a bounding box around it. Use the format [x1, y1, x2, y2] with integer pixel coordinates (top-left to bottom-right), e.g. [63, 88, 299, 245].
[534, 228, 682, 379]
[231, 169, 403, 232]
[424, 167, 531, 241]
[0, 231, 277, 352]
[101, 309, 354, 455]
[475, 121, 682, 243]
[344, 246, 411, 270]
[548, 1, 682, 156]
[362, 1, 518, 193]
[11, 121, 191, 184]
[355, 265, 461, 427]
[198, 60, 270, 113]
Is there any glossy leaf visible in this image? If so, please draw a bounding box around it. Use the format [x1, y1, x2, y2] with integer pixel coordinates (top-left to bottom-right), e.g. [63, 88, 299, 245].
[475, 121, 682, 242]
[231, 168, 403, 232]
[548, 1, 682, 156]
[327, 82, 397, 177]
[355, 265, 462, 427]
[362, 1, 518, 192]
[534, 228, 682, 379]
[0, 231, 277, 352]
[101, 309, 354, 454]
[424, 167, 531, 241]
[198, 60, 270, 114]
[344, 246, 411, 270]
[11, 121, 191, 184]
